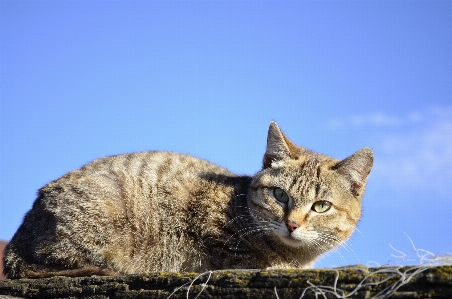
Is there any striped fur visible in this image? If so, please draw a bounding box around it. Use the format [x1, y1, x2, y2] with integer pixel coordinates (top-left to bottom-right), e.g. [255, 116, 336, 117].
[3, 122, 373, 278]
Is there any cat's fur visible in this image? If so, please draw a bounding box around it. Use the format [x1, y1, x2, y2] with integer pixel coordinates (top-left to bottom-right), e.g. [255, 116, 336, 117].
[3, 122, 373, 278]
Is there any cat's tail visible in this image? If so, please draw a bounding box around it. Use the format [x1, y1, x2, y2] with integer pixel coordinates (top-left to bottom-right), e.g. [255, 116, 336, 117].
[3, 243, 117, 279]
[2, 201, 120, 279]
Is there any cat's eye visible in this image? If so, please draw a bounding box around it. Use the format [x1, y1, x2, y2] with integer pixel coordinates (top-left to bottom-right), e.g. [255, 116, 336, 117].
[312, 201, 332, 213]
[273, 188, 289, 203]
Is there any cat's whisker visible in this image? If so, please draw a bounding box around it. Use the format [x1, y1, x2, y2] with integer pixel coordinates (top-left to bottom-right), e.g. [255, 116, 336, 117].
[329, 246, 348, 264]
[228, 211, 273, 228]
[338, 241, 360, 263]
[222, 215, 250, 228]
[221, 222, 269, 250]
[314, 232, 360, 264]
[232, 227, 274, 256]
[231, 193, 248, 199]
[223, 221, 274, 247]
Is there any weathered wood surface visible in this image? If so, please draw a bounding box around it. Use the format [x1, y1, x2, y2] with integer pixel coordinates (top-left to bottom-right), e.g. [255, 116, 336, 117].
[0, 265, 451, 298]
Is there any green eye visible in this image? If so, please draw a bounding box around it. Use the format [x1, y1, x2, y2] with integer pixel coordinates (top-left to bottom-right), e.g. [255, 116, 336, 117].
[273, 188, 289, 203]
[312, 201, 332, 213]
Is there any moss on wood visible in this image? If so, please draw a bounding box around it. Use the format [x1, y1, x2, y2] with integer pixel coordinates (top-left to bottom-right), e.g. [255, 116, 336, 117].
[0, 265, 451, 298]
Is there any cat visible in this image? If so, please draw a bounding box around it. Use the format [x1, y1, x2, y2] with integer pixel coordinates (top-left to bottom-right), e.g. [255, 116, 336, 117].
[3, 121, 373, 279]
[0, 241, 7, 279]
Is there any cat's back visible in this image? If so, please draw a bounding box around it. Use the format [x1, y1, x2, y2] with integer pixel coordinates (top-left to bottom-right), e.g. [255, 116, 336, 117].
[59, 151, 232, 180]
[5, 151, 242, 277]
[43, 151, 234, 199]
[37, 151, 238, 228]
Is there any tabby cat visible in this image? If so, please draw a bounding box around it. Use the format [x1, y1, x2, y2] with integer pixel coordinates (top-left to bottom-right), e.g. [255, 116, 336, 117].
[3, 122, 373, 278]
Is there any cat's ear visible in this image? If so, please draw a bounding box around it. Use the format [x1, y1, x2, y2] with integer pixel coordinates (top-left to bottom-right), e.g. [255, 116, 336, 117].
[263, 121, 297, 168]
[334, 148, 374, 197]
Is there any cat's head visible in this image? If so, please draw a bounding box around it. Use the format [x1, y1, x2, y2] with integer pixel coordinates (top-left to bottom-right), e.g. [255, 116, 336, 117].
[248, 121, 373, 262]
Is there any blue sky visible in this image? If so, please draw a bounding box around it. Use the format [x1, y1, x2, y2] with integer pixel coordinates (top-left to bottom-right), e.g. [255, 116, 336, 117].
[1, 1, 451, 269]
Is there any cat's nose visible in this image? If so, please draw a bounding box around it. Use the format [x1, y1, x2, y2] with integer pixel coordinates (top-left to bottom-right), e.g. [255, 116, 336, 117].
[285, 220, 300, 233]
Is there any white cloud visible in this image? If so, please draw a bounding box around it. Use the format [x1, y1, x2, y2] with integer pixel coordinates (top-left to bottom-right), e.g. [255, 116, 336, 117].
[371, 107, 452, 197]
[328, 111, 423, 129]
[350, 113, 402, 127]
[330, 106, 452, 197]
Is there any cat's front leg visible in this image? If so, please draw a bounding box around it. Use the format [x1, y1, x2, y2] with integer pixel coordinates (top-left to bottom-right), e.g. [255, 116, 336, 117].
[266, 261, 314, 270]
